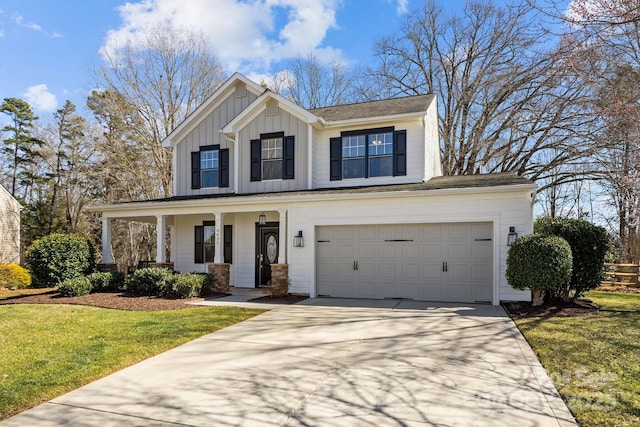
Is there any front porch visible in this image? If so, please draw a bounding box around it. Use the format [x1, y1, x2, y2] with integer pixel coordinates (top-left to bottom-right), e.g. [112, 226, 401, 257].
[99, 207, 294, 292]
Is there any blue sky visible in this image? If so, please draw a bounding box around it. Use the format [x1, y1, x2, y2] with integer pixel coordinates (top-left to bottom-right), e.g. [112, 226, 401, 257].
[0, 0, 473, 119]
[0, 0, 528, 120]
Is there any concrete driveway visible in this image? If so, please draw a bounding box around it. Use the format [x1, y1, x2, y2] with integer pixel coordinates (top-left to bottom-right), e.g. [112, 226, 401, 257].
[2, 299, 576, 426]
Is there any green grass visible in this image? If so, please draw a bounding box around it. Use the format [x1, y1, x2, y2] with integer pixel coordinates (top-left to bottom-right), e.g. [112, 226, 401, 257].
[516, 291, 640, 426]
[0, 304, 264, 420]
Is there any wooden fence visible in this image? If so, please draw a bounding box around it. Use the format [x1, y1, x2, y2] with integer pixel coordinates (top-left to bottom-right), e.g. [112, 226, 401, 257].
[601, 263, 640, 287]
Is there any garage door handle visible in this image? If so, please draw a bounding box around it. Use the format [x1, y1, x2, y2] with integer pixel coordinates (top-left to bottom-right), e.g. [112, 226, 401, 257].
[443, 261, 448, 272]
[353, 261, 359, 271]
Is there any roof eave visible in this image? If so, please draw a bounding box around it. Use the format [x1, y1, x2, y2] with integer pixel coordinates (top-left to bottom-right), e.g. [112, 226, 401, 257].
[319, 111, 427, 127]
[87, 183, 536, 214]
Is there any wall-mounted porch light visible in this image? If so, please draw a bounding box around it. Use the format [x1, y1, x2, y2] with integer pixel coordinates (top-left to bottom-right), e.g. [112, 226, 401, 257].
[293, 230, 304, 247]
[507, 226, 518, 246]
[258, 212, 267, 225]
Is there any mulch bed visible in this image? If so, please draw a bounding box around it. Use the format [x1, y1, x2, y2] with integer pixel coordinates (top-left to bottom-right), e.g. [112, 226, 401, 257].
[0, 289, 308, 311]
[598, 285, 640, 294]
[0, 290, 218, 311]
[502, 299, 599, 319]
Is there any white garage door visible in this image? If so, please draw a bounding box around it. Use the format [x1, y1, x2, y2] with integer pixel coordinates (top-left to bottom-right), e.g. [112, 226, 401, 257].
[316, 223, 493, 303]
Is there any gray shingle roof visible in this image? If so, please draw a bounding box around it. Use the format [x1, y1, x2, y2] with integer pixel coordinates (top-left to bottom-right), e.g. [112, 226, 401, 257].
[310, 94, 436, 122]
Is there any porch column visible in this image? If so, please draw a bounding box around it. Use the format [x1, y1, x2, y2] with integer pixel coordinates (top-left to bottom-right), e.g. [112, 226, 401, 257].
[278, 209, 287, 264]
[213, 211, 224, 264]
[156, 215, 166, 263]
[101, 216, 113, 263]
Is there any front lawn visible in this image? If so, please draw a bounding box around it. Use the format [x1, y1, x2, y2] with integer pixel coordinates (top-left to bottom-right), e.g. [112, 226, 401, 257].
[516, 291, 640, 426]
[0, 304, 264, 420]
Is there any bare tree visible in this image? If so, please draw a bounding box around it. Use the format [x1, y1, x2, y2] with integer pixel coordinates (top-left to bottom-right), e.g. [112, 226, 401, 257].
[273, 53, 360, 109]
[369, 0, 598, 192]
[96, 23, 226, 198]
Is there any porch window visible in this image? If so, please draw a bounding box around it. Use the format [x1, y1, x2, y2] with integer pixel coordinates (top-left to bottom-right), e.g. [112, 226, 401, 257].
[194, 222, 233, 264]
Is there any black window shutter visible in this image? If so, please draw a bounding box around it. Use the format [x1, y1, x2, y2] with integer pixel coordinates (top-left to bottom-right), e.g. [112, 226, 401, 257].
[330, 137, 342, 181]
[394, 130, 407, 176]
[283, 135, 295, 180]
[250, 139, 261, 181]
[191, 151, 201, 189]
[224, 225, 233, 264]
[194, 226, 204, 263]
[219, 148, 229, 187]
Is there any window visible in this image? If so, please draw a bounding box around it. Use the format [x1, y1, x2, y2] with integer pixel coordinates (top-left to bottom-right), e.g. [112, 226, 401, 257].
[194, 223, 233, 264]
[330, 128, 406, 181]
[191, 145, 229, 189]
[200, 149, 219, 188]
[250, 133, 295, 181]
[261, 136, 283, 180]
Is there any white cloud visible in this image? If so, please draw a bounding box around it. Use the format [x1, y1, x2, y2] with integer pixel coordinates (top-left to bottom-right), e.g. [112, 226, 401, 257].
[12, 13, 42, 32]
[396, 0, 408, 14]
[100, 0, 344, 74]
[23, 84, 58, 112]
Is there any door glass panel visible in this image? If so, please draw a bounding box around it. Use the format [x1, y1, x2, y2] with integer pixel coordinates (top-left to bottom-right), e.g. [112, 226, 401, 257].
[266, 234, 278, 263]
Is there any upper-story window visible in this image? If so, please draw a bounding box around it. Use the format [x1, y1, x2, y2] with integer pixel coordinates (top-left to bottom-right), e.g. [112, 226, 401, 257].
[191, 145, 229, 189]
[261, 136, 283, 180]
[330, 127, 406, 181]
[200, 149, 219, 187]
[250, 132, 295, 182]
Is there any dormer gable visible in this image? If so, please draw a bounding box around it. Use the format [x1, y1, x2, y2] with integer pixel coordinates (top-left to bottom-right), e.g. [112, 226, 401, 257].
[221, 90, 321, 139]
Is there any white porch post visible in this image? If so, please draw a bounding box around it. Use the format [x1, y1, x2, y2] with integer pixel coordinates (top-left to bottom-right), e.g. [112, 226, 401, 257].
[278, 209, 287, 264]
[101, 216, 113, 263]
[214, 211, 224, 263]
[156, 215, 166, 263]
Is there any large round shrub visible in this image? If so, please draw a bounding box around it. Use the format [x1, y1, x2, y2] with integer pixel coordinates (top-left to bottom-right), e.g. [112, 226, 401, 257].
[0, 263, 31, 289]
[25, 234, 96, 288]
[506, 234, 573, 305]
[534, 217, 609, 297]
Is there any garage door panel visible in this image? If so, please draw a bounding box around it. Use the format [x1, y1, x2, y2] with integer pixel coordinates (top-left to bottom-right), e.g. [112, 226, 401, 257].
[316, 223, 493, 302]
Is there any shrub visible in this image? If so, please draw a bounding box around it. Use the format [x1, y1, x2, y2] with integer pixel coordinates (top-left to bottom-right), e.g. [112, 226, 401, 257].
[191, 272, 215, 296]
[126, 268, 175, 296]
[534, 217, 610, 298]
[25, 234, 96, 288]
[506, 234, 573, 306]
[169, 273, 205, 299]
[267, 277, 290, 298]
[88, 271, 125, 292]
[0, 263, 31, 289]
[58, 276, 92, 297]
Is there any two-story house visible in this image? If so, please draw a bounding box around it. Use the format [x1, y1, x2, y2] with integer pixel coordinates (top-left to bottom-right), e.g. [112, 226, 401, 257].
[93, 73, 535, 305]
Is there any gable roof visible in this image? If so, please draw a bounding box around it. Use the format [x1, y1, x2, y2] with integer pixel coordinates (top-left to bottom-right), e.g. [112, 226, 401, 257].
[162, 72, 265, 148]
[310, 94, 436, 122]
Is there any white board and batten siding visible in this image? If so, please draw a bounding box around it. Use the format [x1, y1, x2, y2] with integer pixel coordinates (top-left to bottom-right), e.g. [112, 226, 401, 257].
[237, 107, 309, 194]
[174, 90, 258, 197]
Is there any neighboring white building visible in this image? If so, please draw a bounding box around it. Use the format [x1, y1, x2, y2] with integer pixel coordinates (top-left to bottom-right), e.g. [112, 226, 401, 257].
[0, 183, 22, 264]
[91, 73, 535, 304]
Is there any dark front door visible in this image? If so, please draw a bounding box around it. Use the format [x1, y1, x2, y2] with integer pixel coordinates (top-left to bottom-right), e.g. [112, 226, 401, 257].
[255, 223, 279, 287]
